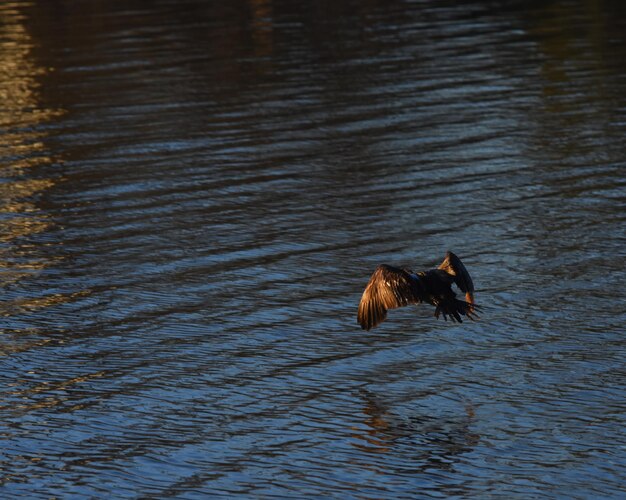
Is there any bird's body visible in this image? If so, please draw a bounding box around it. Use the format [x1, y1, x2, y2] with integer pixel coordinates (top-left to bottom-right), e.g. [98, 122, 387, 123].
[357, 251, 479, 330]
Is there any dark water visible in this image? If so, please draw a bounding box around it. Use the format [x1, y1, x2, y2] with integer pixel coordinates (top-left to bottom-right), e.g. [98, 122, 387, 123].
[1, 0, 625, 497]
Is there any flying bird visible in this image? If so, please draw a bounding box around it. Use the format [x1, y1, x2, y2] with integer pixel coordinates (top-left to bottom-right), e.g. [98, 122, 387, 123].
[357, 251, 479, 330]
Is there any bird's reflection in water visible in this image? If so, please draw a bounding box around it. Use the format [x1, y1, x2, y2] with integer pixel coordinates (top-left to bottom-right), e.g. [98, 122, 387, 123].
[351, 389, 480, 471]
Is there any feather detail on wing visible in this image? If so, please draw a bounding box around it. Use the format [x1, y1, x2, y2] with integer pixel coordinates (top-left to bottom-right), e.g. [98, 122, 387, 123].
[357, 264, 422, 330]
[438, 251, 475, 306]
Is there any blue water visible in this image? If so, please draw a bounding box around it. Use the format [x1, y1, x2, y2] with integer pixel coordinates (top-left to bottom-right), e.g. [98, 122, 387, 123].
[1, 0, 625, 497]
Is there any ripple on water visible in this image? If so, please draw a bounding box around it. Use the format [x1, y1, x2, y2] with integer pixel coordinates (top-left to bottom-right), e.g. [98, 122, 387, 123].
[0, 0, 625, 498]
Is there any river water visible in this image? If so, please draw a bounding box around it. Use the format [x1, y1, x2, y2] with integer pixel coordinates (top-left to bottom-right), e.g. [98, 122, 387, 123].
[1, 0, 625, 498]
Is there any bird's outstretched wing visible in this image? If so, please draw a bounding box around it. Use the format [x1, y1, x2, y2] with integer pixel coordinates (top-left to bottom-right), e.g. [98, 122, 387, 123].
[357, 264, 422, 330]
[438, 251, 475, 305]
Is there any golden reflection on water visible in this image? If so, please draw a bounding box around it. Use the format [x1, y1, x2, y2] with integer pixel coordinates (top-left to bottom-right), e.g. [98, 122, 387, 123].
[0, 369, 107, 413]
[0, 4, 64, 287]
[351, 390, 481, 472]
[0, 289, 92, 317]
[351, 397, 393, 454]
[249, 0, 273, 59]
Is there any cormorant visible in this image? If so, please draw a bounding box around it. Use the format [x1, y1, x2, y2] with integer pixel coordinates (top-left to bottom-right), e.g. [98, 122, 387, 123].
[357, 251, 479, 330]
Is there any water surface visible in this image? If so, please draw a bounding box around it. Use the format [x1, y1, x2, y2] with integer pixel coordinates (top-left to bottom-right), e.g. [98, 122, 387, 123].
[1, 0, 625, 497]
